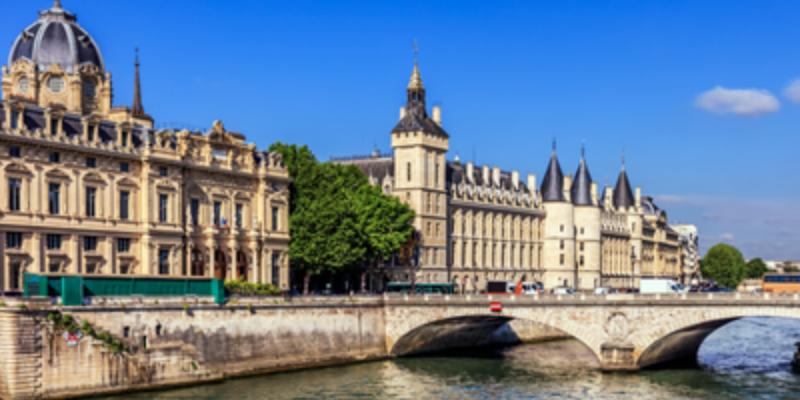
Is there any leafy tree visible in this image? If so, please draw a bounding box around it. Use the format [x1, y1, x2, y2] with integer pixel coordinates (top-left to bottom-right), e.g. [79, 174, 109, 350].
[700, 243, 746, 289]
[745, 258, 769, 279]
[269, 143, 415, 294]
[784, 260, 799, 273]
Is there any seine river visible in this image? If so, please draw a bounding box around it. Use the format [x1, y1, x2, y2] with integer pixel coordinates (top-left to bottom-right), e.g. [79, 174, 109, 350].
[102, 317, 800, 400]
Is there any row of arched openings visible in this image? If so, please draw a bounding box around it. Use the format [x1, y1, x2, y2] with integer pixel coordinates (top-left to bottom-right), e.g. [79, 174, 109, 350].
[190, 249, 249, 280]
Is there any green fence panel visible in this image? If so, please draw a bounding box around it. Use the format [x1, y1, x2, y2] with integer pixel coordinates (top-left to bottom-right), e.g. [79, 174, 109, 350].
[23, 274, 39, 297]
[62, 277, 83, 306]
[48, 277, 62, 297]
[211, 279, 225, 304]
[133, 278, 187, 296]
[84, 278, 134, 296]
[187, 280, 213, 297]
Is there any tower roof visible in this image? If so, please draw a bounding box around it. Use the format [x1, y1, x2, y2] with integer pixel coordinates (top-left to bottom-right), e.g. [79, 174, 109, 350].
[540, 147, 566, 202]
[132, 48, 144, 114]
[613, 167, 635, 209]
[408, 63, 423, 90]
[571, 151, 594, 206]
[391, 50, 448, 137]
[9, 1, 104, 73]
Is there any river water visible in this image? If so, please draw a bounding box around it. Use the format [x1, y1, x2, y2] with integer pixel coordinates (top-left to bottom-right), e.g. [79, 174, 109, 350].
[102, 317, 800, 400]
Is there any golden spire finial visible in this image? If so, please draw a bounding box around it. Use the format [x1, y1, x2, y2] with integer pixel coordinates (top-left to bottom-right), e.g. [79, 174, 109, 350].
[54, 0, 62, 9]
[408, 41, 424, 90]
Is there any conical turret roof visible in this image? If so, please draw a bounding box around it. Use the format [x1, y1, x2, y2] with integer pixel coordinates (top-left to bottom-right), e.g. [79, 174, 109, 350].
[540, 150, 566, 202]
[571, 154, 593, 206]
[613, 167, 634, 210]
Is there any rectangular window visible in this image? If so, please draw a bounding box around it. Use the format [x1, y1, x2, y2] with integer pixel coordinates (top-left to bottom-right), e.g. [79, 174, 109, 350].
[9, 264, 20, 290]
[272, 207, 279, 231]
[120, 264, 130, 274]
[159, 194, 168, 222]
[580, 255, 585, 266]
[560, 254, 565, 265]
[6, 232, 22, 249]
[272, 254, 280, 286]
[214, 201, 222, 226]
[235, 204, 243, 228]
[159, 166, 168, 177]
[49, 183, 60, 215]
[118, 238, 131, 253]
[120, 162, 129, 172]
[560, 225, 565, 233]
[9, 179, 21, 211]
[9, 146, 20, 158]
[49, 263, 60, 273]
[49, 152, 60, 163]
[47, 234, 61, 250]
[407, 163, 412, 182]
[86, 157, 96, 168]
[87, 125, 95, 142]
[120, 191, 130, 220]
[560, 240, 565, 250]
[84, 236, 97, 251]
[121, 131, 129, 147]
[86, 187, 96, 217]
[579, 242, 584, 251]
[50, 118, 58, 135]
[86, 263, 97, 274]
[272, 183, 279, 191]
[190, 199, 200, 226]
[159, 249, 170, 275]
[10, 112, 19, 129]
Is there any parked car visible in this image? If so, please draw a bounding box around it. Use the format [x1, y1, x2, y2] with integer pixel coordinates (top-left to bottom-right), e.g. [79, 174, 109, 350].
[552, 287, 576, 295]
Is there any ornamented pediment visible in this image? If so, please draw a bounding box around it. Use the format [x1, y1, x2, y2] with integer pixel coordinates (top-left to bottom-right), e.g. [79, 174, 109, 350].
[44, 62, 66, 77]
[207, 120, 236, 144]
[5, 162, 32, 175]
[45, 168, 71, 180]
[83, 172, 105, 183]
[117, 177, 139, 188]
[156, 179, 176, 190]
[78, 63, 102, 77]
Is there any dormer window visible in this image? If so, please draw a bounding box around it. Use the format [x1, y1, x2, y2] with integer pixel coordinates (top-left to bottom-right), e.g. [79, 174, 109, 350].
[121, 131, 129, 147]
[82, 81, 96, 98]
[46, 76, 65, 94]
[87, 125, 95, 142]
[18, 78, 29, 95]
[212, 148, 227, 161]
[50, 118, 58, 135]
[10, 112, 19, 129]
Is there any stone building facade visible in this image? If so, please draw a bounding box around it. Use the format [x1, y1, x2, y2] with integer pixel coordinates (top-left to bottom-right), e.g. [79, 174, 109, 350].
[0, 2, 290, 293]
[337, 56, 698, 291]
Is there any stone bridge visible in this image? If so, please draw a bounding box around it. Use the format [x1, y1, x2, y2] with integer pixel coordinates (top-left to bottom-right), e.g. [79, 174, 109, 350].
[383, 292, 800, 371]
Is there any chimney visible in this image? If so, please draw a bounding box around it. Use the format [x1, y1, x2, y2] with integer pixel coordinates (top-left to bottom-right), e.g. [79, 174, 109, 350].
[466, 162, 475, 182]
[605, 186, 613, 208]
[482, 165, 490, 185]
[399, 107, 407, 120]
[635, 187, 642, 207]
[511, 170, 520, 190]
[564, 174, 573, 201]
[432, 106, 442, 126]
[591, 182, 598, 205]
[492, 166, 501, 187]
[527, 174, 537, 192]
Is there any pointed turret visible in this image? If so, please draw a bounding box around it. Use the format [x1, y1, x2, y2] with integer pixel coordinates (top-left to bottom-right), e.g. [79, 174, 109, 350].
[571, 147, 594, 206]
[540, 141, 566, 202]
[613, 154, 635, 209]
[132, 47, 144, 115]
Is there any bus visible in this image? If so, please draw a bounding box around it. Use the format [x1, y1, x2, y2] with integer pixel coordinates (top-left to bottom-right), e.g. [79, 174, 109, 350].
[385, 282, 454, 294]
[762, 274, 800, 293]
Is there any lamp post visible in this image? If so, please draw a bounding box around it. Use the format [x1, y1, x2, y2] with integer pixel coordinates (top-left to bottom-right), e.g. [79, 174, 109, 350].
[630, 252, 637, 290]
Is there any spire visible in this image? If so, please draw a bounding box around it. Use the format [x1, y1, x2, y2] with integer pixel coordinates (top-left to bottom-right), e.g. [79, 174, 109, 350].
[571, 145, 594, 206]
[132, 47, 144, 115]
[408, 41, 424, 90]
[613, 154, 634, 210]
[540, 145, 566, 202]
[54, 0, 62, 9]
[406, 41, 426, 110]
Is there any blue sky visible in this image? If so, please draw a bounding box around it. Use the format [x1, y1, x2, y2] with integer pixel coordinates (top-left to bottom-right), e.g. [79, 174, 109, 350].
[4, 0, 800, 260]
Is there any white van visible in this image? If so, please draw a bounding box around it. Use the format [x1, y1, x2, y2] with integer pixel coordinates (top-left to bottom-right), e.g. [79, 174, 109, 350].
[640, 279, 683, 294]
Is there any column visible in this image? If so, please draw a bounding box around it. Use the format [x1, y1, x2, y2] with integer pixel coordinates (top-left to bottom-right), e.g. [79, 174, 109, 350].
[106, 235, 115, 275]
[249, 244, 258, 284]
[31, 232, 41, 274]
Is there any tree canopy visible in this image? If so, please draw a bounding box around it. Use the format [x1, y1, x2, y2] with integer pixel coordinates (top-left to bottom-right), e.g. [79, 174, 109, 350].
[700, 243, 746, 289]
[269, 142, 416, 291]
[744, 258, 769, 279]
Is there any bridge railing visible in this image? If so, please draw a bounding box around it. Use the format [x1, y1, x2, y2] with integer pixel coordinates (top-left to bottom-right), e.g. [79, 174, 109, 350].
[382, 291, 800, 303]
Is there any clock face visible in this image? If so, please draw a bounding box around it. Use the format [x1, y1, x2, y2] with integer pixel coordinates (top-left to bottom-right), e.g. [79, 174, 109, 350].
[47, 76, 65, 93]
[82, 81, 96, 98]
[18, 77, 30, 94]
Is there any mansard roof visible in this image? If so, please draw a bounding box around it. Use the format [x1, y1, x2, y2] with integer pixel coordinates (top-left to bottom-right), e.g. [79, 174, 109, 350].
[391, 106, 448, 137]
[613, 168, 635, 209]
[540, 152, 566, 202]
[571, 157, 593, 206]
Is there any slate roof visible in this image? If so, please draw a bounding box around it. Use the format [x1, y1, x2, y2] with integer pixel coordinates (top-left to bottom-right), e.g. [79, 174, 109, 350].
[9, 3, 104, 73]
[613, 168, 635, 209]
[571, 157, 594, 206]
[540, 152, 566, 202]
[391, 106, 448, 137]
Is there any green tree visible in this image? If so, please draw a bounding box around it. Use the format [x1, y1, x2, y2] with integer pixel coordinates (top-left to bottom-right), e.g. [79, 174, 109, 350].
[784, 260, 799, 273]
[269, 143, 415, 294]
[700, 243, 746, 289]
[744, 258, 769, 279]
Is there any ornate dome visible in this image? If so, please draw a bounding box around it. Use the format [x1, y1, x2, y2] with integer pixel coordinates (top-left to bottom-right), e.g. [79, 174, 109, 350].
[8, 1, 104, 73]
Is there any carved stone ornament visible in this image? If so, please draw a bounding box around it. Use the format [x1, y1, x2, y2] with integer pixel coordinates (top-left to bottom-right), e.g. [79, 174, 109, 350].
[604, 311, 633, 343]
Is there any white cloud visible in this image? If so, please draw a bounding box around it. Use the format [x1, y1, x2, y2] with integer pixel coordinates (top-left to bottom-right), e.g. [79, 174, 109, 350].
[720, 233, 735, 241]
[695, 86, 780, 116]
[784, 80, 800, 103]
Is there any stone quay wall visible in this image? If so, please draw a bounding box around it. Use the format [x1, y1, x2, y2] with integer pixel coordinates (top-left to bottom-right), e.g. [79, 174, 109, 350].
[0, 297, 388, 400]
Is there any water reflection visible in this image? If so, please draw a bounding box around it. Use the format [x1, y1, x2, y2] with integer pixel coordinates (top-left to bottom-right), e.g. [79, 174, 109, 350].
[99, 317, 800, 400]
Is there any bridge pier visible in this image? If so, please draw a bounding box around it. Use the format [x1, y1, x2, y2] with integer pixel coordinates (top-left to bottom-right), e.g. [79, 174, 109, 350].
[600, 342, 639, 372]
